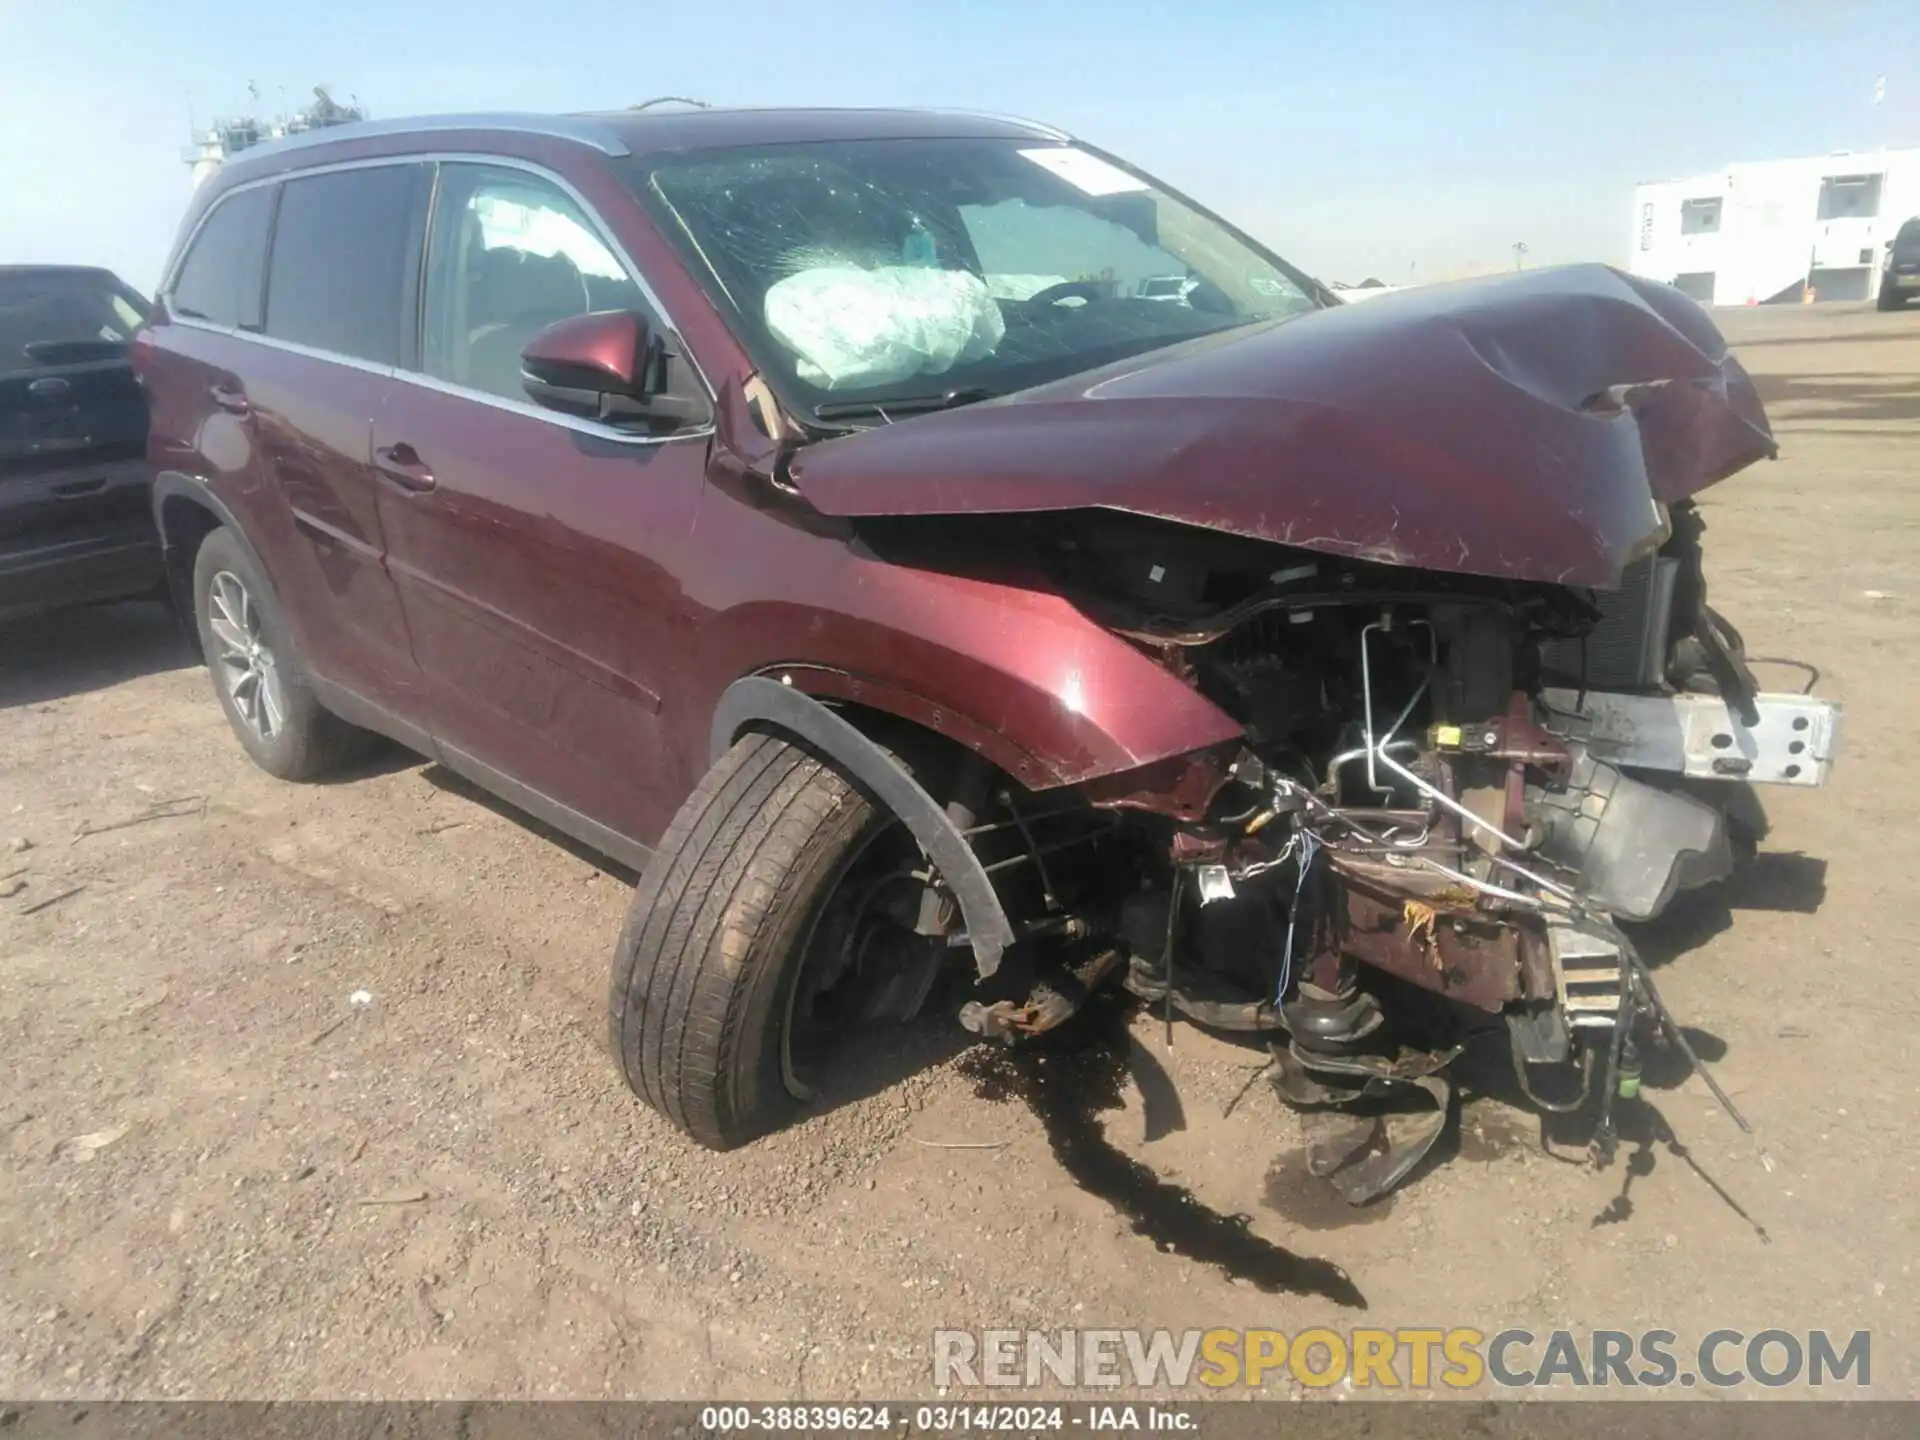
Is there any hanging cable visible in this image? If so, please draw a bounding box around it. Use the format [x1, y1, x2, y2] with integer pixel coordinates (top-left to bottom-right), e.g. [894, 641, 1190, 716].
[1275, 829, 1320, 1004]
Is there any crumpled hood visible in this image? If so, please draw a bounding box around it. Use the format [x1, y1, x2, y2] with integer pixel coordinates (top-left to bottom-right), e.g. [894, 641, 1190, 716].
[786, 264, 1774, 588]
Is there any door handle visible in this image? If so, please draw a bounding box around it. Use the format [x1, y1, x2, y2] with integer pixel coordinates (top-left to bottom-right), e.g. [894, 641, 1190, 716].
[374, 442, 437, 493]
[209, 381, 250, 416]
[53, 478, 109, 499]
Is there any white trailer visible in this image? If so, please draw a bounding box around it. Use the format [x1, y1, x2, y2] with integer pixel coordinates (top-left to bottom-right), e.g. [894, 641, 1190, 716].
[1631, 147, 1920, 305]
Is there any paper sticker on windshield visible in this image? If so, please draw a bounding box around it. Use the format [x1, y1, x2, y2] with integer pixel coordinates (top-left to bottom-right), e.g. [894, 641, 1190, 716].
[1018, 147, 1149, 197]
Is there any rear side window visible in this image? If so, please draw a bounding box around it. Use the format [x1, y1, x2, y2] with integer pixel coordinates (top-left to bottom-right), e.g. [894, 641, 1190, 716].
[170, 186, 273, 329]
[264, 165, 421, 366]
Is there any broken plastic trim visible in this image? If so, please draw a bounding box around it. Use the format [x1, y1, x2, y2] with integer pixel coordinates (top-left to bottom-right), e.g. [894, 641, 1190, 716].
[709, 676, 1018, 976]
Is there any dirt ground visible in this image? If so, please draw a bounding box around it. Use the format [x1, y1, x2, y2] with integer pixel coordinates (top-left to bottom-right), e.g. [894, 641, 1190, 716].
[2, 301, 1916, 1401]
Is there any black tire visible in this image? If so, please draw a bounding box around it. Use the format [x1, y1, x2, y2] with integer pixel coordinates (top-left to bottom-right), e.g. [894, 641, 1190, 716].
[609, 731, 889, 1149]
[191, 527, 371, 781]
[1878, 285, 1906, 311]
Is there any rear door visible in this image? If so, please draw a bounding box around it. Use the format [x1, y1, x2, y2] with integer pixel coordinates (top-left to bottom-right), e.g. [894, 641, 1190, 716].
[245, 162, 431, 714]
[0, 269, 153, 604]
[141, 182, 273, 600]
[372, 159, 710, 857]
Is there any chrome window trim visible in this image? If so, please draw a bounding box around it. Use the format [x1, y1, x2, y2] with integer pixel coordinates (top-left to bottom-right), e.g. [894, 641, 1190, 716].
[167, 314, 713, 450]
[167, 316, 399, 381]
[161, 152, 716, 450]
[386, 365, 714, 446]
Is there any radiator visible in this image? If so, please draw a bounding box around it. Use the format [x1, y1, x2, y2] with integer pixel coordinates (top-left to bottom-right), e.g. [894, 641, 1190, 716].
[1539, 556, 1679, 690]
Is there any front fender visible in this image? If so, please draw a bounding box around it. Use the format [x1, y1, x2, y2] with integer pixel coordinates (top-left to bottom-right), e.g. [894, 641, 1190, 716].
[689, 555, 1245, 793]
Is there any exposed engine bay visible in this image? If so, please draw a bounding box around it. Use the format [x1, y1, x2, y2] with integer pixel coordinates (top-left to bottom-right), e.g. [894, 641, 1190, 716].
[858, 501, 1842, 1203]
[750, 262, 1844, 1203]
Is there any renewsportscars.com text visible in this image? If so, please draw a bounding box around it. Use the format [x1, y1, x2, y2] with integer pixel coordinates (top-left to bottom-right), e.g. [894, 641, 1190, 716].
[932, 1327, 1871, 1391]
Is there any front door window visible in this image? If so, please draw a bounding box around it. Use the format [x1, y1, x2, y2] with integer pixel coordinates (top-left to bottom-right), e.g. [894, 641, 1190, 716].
[422, 164, 646, 403]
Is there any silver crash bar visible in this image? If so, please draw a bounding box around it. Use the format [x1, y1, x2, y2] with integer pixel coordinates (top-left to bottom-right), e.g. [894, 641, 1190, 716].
[1540, 688, 1842, 787]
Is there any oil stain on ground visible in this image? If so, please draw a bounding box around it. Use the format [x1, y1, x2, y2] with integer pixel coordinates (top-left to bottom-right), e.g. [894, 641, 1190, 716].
[958, 994, 1366, 1309]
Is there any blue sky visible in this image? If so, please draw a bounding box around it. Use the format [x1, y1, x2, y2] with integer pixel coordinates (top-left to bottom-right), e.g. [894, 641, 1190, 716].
[4, 0, 1915, 293]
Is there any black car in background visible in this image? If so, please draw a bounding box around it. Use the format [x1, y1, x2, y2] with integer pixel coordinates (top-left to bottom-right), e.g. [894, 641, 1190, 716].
[1, 265, 160, 621]
[1880, 218, 1920, 311]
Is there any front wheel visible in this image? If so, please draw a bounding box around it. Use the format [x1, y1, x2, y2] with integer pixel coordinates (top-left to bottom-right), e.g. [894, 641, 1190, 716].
[1878, 284, 1907, 311]
[609, 731, 905, 1149]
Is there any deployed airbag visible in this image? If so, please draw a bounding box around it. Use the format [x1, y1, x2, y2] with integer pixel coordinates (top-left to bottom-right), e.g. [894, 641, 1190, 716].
[764, 265, 1005, 391]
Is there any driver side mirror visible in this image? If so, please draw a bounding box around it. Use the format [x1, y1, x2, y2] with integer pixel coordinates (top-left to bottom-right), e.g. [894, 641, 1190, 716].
[520, 310, 707, 429]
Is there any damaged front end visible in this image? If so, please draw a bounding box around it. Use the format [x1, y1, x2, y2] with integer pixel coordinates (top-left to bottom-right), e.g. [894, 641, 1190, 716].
[933, 504, 1838, 1201]
[773, 265, 1839, 1202]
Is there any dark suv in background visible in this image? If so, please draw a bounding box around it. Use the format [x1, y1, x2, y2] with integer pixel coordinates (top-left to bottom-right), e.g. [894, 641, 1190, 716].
[1880, 217, 1920, 309]
[1, 265, 158, 620]
[136, 108, 1834, 1195]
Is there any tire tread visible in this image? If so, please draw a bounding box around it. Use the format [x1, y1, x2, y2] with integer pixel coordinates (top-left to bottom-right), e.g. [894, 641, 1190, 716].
[610, 731, 877, 1149]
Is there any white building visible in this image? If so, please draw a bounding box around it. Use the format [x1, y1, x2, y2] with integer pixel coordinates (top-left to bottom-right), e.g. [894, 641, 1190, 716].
[1630, 147, 1920, 305]
[183, 89, 365, 189]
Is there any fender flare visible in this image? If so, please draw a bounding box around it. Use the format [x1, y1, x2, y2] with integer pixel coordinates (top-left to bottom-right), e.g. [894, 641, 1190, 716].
[151, 471, 280, 633]
[151, 472, 272, 580]
[710, 676, 1016, 978]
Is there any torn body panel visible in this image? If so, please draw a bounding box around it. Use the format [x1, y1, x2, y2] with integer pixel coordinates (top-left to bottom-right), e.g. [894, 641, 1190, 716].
[701, 263, 1810, 1205]
[905, 487, 1824, 1206]
[788, 264, 1774, 588]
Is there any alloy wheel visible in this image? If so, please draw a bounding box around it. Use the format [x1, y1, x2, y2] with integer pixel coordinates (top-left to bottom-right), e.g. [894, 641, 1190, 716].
[207, 570, 287, 742]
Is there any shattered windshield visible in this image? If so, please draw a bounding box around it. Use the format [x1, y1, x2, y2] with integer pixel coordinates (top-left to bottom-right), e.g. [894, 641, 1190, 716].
[638, 137, 1319, 418]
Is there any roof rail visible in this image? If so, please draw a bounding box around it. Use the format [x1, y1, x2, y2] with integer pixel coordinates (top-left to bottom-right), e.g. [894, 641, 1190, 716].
[924, 108, 1071, 142]
[238, 112, 633, 159]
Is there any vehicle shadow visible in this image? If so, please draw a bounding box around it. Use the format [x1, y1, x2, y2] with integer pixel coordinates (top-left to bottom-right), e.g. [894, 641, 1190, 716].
[803, 1009, 975, 1122]
[791, 968, 1199, 1144]
[418, 762, 639, 882]
[1452, 1015, 1730, 1114]
[0, 601, 196, 709]
[1442, 1022, 1768, 1241]
[1629, 850, 1829, 967]
[1749, 372, 1920, 423]
[1586, 1095, 1771, 1242]
[289, 730, 433, 788]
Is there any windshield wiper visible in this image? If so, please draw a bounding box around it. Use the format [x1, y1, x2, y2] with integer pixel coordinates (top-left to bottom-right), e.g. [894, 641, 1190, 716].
[812, 387, 997, 423]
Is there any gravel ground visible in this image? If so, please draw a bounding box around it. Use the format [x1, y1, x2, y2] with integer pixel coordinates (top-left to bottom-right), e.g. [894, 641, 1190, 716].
[1, 301, 1915, 1401]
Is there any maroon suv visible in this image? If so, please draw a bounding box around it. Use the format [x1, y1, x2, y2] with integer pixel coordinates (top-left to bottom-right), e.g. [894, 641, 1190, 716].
[138, 108, 1837, 1196]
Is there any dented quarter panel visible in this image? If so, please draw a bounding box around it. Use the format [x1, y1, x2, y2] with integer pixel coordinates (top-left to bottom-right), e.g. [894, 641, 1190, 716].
[786, 264, 1775, 589]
